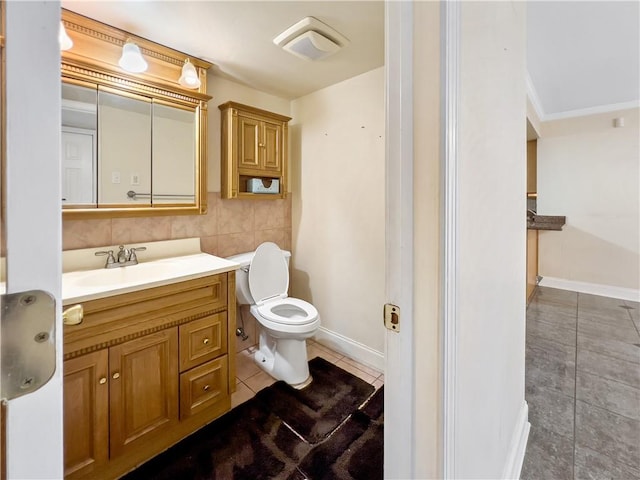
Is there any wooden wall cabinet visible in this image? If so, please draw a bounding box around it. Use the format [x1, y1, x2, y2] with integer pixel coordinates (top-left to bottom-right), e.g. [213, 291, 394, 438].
[63, 273, 236, 479]
[219, 101, 291, 199]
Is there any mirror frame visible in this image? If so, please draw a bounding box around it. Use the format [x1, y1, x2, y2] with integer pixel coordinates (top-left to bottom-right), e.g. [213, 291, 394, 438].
[61, 9, 212, 219]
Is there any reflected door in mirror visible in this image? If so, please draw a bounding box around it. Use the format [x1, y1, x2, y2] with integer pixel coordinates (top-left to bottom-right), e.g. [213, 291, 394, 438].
[62, 83, 97, 206]
[61, 128, 96, 204]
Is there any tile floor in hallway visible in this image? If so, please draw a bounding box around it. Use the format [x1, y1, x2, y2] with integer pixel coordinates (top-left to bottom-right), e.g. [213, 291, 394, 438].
[522, 287, 640, 480]
[231, 339, 384, 408]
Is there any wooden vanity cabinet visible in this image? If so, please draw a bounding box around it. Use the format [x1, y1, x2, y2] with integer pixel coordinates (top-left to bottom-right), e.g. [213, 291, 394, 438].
[63, 350, 109, 478]
[109, 329, 179, 458]
[63, 272, 236, 479]
[219, 101, 291, 199]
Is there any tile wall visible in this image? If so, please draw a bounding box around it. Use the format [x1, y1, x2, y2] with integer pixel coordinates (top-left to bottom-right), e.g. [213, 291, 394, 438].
[63, 192, 292, 257]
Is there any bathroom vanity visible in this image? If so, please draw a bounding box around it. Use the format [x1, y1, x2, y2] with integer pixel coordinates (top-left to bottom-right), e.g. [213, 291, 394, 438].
[62, 240, 238, 479]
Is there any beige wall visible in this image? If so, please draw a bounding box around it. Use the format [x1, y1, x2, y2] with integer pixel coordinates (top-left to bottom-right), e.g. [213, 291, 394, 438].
[537, 108, 640, 291]
[290, 67, 385, 356]
[455, 2, 528, 477]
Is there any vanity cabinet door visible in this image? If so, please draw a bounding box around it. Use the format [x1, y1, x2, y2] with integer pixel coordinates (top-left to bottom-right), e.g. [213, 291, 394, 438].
[109, 328, 179, 458]
[63, 350, 109, 479]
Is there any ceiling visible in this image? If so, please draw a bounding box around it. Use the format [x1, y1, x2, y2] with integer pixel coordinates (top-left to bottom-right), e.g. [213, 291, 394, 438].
[527, 1, 640, 120]
[62, 1, 384, 100]
[62, 1, 639, 116]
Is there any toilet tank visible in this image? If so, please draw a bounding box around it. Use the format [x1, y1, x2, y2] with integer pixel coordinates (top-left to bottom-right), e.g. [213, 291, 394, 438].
[226, 249, 291, 305]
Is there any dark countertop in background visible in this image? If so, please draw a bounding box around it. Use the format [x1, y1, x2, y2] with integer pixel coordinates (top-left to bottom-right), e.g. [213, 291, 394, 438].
[528, 215, 566, 231]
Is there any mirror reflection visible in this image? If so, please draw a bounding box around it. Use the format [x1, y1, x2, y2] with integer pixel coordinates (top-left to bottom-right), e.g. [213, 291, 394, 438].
[61, 83, 97, 205]
[98, 89, 151, 205]
[152, 104, 196, 205]
[61, 82, 198, 209]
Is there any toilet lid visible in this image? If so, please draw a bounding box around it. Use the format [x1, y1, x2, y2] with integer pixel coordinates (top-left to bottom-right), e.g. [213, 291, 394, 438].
[248, 242, 289, 305]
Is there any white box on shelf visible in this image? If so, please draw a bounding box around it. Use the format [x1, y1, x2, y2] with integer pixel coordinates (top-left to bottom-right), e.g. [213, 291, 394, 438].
[247, 178, 279, 194]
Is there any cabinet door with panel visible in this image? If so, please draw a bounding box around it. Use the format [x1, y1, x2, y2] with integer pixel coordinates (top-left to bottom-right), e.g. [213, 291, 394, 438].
[237, 114, 283, 174]
[109, 328, 179, 458]
[238, 114, 261, 170]
[262, 120, 282, 172]
[64, 350, 109, 479]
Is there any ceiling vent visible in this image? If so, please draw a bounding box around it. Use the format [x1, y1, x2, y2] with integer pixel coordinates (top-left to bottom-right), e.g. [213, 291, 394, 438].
[273, 17, 349, 61]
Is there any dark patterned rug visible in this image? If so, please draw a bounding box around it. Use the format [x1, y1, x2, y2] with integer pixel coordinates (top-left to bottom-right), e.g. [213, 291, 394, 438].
[122, 357, 383, 480]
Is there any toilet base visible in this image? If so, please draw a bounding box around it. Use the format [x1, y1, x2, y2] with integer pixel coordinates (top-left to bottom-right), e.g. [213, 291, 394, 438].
[254, 330, 312, 388]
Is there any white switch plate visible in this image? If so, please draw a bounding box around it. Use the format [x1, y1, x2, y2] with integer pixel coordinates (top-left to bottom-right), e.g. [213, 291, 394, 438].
[131, 173, 140, 186]
[111, 171, 120, 184]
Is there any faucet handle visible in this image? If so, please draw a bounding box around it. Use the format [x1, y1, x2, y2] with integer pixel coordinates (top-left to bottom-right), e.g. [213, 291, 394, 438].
[95, 250, 116, 266]
[129, 246, 147, 263]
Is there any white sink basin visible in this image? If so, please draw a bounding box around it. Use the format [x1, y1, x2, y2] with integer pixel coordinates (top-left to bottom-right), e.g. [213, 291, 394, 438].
[74, 262, 179, 288]
[62, 253, 239, 305]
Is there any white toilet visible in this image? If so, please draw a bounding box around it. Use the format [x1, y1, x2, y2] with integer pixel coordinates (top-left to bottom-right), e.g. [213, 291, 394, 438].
[228, 242, 320, 388]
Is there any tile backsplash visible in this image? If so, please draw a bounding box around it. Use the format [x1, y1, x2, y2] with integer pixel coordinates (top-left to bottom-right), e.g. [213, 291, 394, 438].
[63, 192, 292, 258]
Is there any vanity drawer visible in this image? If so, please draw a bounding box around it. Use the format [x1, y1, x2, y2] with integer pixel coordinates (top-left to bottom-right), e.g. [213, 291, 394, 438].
[180, 356, 229, 419]
[179, 313, 227, 372]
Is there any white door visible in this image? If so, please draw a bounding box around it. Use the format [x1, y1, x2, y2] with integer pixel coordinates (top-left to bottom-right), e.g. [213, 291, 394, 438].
[61, 128, 96, 204]
[3, 2, 63, 478]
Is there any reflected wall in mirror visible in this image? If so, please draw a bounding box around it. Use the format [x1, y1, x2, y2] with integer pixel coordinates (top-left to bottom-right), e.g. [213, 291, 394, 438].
[98, 89, 151, 205]
[152, 103, 196, 205]
[61, 8, 212, 219]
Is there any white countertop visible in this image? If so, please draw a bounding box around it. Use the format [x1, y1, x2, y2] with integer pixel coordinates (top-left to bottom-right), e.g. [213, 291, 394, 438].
[62, 252, 239, 305]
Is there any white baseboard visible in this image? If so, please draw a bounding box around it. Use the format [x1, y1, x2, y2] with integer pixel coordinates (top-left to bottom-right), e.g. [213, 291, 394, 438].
[539, 276, 640, 302]
[502, 401, 530, 480]
[313, 327, 384, 373]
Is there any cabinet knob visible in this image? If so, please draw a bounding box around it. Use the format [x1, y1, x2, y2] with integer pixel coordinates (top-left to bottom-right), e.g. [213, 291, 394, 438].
[259, 143, 265, 147]
[99, 377, 107, 385]
[203, 385, 210, 391]
[203, 338, 210, 345]
[112, 372, 120, 380]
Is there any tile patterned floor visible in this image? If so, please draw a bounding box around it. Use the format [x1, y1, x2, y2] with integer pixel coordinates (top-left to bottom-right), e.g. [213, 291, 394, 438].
[231, 339, 384, 409]
[522, 287, 640, 480]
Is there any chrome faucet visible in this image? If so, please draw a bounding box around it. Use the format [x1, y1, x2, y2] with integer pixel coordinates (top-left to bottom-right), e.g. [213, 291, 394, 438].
[95, 245, 147, 269]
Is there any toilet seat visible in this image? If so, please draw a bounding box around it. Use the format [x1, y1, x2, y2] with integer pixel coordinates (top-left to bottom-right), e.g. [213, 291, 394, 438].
[255, 297, 319, 326]
[248, 242, 319, 327]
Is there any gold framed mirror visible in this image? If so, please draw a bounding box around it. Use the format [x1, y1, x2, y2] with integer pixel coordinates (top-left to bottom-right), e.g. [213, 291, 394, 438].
[61, 9, 212, 219]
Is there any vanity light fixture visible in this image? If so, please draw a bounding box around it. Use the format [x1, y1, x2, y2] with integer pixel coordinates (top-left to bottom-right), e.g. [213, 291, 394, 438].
[178, 58, 201, 89]
[59, 21, 73, 51]
[118, 40, 148, 73]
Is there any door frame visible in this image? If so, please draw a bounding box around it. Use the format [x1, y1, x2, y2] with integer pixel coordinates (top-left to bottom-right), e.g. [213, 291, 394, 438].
[3, 2, 63, 478]
[384, 1, 415, 478]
